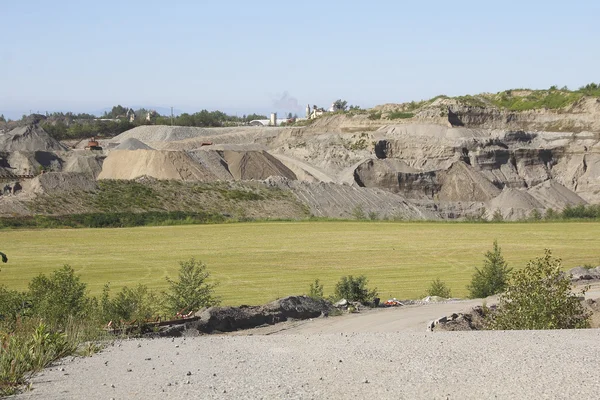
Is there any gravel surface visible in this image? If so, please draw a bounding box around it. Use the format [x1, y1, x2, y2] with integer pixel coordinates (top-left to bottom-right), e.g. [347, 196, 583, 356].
[15, 330, 600, 400]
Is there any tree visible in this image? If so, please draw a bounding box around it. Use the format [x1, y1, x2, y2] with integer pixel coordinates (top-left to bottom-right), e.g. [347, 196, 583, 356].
[0, 114, 5, 123]
[467, 240, 512, 298]
[163, 258, 220, 315]
[489, 249, 590, 330]
[427, 278, 452, 298]
[333, 275, 378, 304]
[308, 279, 324, 299]
[333, 99, 348, 112]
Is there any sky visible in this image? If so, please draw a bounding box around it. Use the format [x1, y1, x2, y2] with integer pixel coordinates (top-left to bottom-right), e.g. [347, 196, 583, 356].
[1, 0, 599, 119]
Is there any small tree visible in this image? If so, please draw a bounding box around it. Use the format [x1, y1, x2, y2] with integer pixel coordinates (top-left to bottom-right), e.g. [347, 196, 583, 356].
[164, 258, 220, 315]
[308, 279, 324, 299]
[467, 240, 512, 298]
[334, 275, 378, 304]
[427, 278, 452, 298]
[489, 249, 590, 330]
[28, 265, 90, 327]
[333, 99, 348, 112]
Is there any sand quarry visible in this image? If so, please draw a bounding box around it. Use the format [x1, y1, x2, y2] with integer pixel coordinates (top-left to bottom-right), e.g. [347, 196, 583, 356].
[3, 106, 600, 398]
[1, 103, 600, 220]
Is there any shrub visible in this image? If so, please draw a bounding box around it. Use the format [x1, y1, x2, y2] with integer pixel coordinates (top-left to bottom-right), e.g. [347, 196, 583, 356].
[0, 286, 28, 329]
[491, 209, 504, 222]
[333, 275, 378, 304]
[1, 322, 76, 396]
[163, 258, 220, 315]
[352, 204, 366, 220]
[368, 211, 379, 221]
[100, 284, 161, 329]
[427, 278, 452, 298]
[488, 249, 590, 330]
[308, 279, 324, 299]
[28, 265, 91, 328]
[467, 240, 512, 299]
[387, 111, 414, 120]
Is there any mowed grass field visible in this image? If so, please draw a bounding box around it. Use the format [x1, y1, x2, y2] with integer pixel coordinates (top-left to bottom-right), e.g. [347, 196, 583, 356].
[2, 222, 599, 305]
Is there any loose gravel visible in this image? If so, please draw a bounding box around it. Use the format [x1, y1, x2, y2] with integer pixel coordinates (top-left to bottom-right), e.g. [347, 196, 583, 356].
[15, 330, 600, 399]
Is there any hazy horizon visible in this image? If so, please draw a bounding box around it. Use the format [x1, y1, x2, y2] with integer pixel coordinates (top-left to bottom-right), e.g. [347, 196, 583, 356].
[2, 0, 598, 120]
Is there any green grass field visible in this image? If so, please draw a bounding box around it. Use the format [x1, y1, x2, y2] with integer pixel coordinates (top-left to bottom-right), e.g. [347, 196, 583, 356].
[2, 222, 599, 305]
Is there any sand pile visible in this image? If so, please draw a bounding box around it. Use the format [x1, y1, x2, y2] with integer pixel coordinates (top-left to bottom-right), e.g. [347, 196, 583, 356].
[0, 124, 67, 152]
[62, 153, 105, 178]
[114, 138, 154, 150]
[26, 172, 98, 194]
[438, 161, 501, 202]
[527, 180, 587, 210]
[222, 150, 297, 180]
[111, 126, 214, 143]
[98, 150, 222, 181]
[187, 150, 233, 181]
[487, 188, 544, 220]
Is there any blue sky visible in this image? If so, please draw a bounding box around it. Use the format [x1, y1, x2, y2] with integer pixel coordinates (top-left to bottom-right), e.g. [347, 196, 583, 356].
[1, 0, 598, 119]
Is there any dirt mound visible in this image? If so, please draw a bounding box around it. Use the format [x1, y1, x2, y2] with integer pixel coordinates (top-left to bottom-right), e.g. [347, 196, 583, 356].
[0, 124, 67, 152]
[187, 150, 233, 181]
[487, 188, 544, 220]
[62, 153, 105, 178]
[527, 180, 587, 210]
[438, 161, 501, 202]
[184, 296, 332, 335]
[98, 150, 220, 181]
[114, 138, 154, 150]
[111, 125, 215, 143]
[221, 150, 297, 180]
[25, 172, 98, 194]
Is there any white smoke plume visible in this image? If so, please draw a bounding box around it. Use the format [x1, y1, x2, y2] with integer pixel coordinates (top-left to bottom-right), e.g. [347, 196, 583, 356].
[272, 91, 303, 113]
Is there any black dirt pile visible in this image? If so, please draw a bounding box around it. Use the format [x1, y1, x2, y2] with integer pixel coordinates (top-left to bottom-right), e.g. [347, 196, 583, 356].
[159, 296, 332, 336]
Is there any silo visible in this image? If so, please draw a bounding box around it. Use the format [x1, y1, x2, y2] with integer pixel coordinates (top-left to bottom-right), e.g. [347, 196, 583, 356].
[270, 113, 277, 126]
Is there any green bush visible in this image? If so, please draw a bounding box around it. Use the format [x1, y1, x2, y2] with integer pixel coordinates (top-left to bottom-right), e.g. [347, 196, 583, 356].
[308, 279, 324, 299]
[28, 265, 91, 328]
[1, 322, 76, 396]
[352, 204, 366, 220]
[387, 111, 414, 120]
[467, 240, 512, 299]
[163, 258, 220, 315]
[427, 278, 452, 298]
[333, 275, 378, 304]
[488, 249, 590, 330]
[100, 284, 161, 329]
[0, 286, 28, 329]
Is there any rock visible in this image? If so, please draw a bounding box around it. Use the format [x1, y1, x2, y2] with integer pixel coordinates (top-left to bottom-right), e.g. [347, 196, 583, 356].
[334, 299, 348, 307]
[569, 266, 600, 281]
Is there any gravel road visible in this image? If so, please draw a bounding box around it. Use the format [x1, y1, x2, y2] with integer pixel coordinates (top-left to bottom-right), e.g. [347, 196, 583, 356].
[15, 330, 600, 400]
[15, 285, 600, 399]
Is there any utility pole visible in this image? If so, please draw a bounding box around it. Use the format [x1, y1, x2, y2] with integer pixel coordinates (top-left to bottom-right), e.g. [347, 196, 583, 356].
[171, 106, 174, 126]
